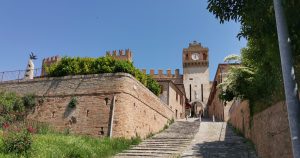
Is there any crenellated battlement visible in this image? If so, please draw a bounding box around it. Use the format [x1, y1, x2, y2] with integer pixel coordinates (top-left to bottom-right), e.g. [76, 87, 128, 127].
[43, 56, 61, 64]
[106, 49, 132, 62]
[42, 55, 61, 76]
[141, 69, 181, 78]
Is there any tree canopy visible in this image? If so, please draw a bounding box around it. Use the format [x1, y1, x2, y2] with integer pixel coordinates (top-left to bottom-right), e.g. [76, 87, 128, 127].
[207, 0, 299, 114]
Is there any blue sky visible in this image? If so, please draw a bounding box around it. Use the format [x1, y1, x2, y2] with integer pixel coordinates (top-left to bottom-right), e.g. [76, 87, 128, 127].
[0, 0, 246, 80]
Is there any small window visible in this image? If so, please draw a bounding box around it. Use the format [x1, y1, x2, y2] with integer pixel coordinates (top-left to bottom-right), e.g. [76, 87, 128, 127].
[160, 85, 164, 94]
[189, 78, 193, 80]
[100, 127, 104, 135]
[105, 98, 109, 105]
[176, 93, 178, 101]
[86, 110, 90, 117]
[180, 96, 182, 105]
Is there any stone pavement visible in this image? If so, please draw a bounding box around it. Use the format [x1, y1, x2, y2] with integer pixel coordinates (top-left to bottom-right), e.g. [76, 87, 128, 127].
[114, 118, 200, 158]
[181, 120, 257, 158]
[115, 119, 257, 158]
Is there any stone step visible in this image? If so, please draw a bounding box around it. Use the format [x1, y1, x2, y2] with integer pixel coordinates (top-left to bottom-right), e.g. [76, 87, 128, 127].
[143, 141, 190, 144]
[135, 146, 185, 150]
[137, 143, 188, 146]
[147, 138, 191, 140]
[130, 148, 180, 151]
[116, 152, 170, 157]
[144, 139, 191, 142]
[121, 150, 181, 154]
[115, 154, 164, 158]
[115, 119, 201, 158]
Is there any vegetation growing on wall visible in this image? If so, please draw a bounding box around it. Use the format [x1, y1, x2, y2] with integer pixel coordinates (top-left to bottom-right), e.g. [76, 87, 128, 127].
[0, 91, 141, 157]
[45, 56, 161, 95]
[0, 92, 37, 126]
[208, 0, 299, 115]
[68, 97, 78, 109]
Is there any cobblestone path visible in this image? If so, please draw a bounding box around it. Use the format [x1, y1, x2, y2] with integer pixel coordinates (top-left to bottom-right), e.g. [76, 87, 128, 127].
[115, 119, 200, 158]
[181, 121, 257, 158]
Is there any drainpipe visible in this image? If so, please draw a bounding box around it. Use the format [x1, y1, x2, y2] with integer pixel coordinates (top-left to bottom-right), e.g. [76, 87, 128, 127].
[109, 95, 116, 138]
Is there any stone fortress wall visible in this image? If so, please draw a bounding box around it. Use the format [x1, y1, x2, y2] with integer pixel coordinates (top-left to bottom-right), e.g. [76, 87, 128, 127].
[0, 73, 174, 139]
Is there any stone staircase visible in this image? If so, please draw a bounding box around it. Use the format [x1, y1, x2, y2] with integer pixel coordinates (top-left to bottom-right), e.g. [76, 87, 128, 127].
[114, 119, 200, 158]
[181, 122, 257, 158]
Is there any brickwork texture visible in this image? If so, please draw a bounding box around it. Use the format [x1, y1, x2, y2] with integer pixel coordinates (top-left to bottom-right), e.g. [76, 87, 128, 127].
[229, 101, 293, 158]
[0, 73, 174, 139]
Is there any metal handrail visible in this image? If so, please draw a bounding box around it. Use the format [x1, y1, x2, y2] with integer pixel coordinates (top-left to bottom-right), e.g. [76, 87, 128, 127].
[0, 68, 42, 83]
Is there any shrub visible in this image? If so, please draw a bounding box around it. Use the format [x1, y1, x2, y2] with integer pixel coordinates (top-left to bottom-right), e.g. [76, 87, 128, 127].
[46, 56, 161, 95]
[146, 76, 161, 96]
[0, 92, 25, 126]
[22, 94, 36, 109]
[2, 126, 32, 154]
[35, 123, 51, 135]
[0, 92, 24, 114]
[68, 97, 78, 108]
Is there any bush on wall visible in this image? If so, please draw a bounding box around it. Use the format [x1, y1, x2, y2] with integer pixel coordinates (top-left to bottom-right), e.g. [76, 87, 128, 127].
[0, 92, 37, 127]
[45, 56, 161, 95]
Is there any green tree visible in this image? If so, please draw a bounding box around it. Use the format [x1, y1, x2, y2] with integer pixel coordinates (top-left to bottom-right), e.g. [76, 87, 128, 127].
[207, 0, 299, 113]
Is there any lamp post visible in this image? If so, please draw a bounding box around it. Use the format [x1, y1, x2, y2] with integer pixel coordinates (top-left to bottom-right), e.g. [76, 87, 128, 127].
[273, 0, 300, 157]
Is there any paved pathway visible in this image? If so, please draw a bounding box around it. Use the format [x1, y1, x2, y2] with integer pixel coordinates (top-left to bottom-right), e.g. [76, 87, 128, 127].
[181, 121, 257, 158]
[115, 119, 257, 158]
[115, 118, 200, 158]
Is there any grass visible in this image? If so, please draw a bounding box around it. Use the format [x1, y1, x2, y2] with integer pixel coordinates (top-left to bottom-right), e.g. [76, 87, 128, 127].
[0, 130, 141, 158]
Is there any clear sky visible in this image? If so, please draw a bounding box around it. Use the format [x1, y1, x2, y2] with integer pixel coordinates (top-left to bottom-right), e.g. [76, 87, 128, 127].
[0, 0, 246, 80]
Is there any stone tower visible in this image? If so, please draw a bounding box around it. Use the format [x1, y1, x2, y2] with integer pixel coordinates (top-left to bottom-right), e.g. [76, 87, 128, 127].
[183, 41, 210, 105]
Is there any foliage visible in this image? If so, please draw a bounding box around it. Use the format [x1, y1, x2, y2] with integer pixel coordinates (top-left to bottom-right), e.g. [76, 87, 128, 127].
[68, 97, 78, 109]
[0, 132, 141, 158]
[168, 118, 175, 125]
[207, 0, 299, 114]
[0, 92, 24, 114]
[45, 56, 161, 95]
[22, 94, 36, 110]
[25, 121, 53, 135]
[0, 92, 39, 127]
[0, 92, 25, 126]
[218, 66, 255, 102]
[224, 54, 241, 63]
[2, 125, 32, 154]
[146, 76, 161, 96]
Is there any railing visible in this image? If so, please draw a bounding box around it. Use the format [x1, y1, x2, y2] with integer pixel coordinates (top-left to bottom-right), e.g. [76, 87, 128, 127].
[0, 68, 42, 83]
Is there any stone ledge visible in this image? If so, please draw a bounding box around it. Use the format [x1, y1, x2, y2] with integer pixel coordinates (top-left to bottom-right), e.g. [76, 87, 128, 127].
[0, 73, 134, 84]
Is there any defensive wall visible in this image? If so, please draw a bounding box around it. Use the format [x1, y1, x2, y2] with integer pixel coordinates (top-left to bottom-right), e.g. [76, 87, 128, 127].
[105, 49, 132, 62]
[229, 100, 293, 158]
[141, 69, 183, 85]
[0, 73, 174, 139]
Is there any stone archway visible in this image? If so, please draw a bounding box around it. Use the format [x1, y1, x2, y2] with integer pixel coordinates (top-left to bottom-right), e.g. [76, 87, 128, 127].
[190, 101, 205, 117]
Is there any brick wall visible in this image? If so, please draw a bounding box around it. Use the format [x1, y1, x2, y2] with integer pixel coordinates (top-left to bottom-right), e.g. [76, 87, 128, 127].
[229, 101, 293, 158]
[207, 88, 233, 121]
[228, 100, 251, 139]
[0, 73, 174, 139]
